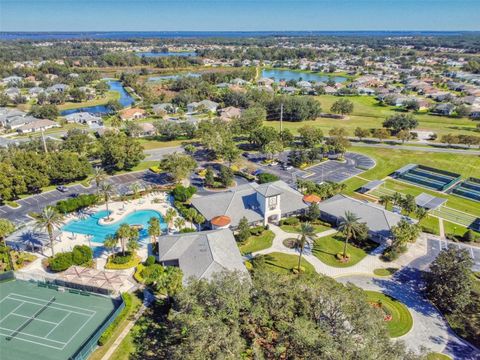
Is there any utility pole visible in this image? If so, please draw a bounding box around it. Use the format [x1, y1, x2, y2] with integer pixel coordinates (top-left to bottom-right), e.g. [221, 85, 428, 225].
[280, 102, 284, 133]
[41, 130, 48, 153]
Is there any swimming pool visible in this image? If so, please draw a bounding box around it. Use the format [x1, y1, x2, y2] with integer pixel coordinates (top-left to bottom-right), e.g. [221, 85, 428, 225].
[62, 209, 167, 243]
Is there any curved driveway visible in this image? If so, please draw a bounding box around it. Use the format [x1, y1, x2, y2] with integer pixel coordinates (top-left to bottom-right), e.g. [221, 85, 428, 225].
[336, 272, 480, 359]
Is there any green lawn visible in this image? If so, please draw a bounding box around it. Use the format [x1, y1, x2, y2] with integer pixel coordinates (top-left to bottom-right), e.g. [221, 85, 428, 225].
[341, 147, 480, 217]
[373, 268, 398, 277]
[365, 291, 413, 338]
[280, 223, 331, 234]
[57, 90, 120, 111]
[443, 220, 480, 239]
[312, 233, 378, 268]
[259, 252, 315, 274]
[239, 230, 275, 254]
[264, 94, 478, 139]
[426, 353, 451, 360]
[419, 215, 441, 236]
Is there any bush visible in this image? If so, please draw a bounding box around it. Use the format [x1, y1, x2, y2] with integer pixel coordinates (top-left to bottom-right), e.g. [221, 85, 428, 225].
[49, 252, 73, 272]
[463, 230, 476, 243]
[250, 225, 266, 236]
[72, 245, 93, 265]
[280, 217, 300, 226]
[171, 185, 197, 202]
[257, 172, 280, 184]
[145, 255, 156, 266]
[56, 194, 98, 214]
[179, 228, 196, 233]
[111, 252, 133, 264]
[98, 293, 133, 346]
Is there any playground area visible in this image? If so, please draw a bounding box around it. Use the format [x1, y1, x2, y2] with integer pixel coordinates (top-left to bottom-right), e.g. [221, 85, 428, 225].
[0, 279, 121, 360]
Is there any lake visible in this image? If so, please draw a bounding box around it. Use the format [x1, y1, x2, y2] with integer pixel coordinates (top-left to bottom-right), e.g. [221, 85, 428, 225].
[261, 69, 347, 83]
[147, 72, 201, 82]
[136, 51, 197, 57]
[60, 80, 134, 116]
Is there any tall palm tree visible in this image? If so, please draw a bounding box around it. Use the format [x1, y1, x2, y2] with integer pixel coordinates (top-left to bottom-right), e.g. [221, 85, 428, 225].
[104, 235, 118, 257]
[338, 211, 362, 259]
[164, 208, 176, 231]
[148, 217, 161, 245]
[174, 217, 185, 230]
[131, 182, 141, 199]
[295, 222, 315, 273]
[100, 183, 114, 220]
[116, 223, 131, 256]
[33, 207, 64, 257]
[92, 167, 106, 194]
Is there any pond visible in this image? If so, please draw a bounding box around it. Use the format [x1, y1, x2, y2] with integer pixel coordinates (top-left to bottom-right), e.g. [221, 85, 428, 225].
[62, 209, 167, 243]
[60, 80, 135, 116]
[136, 51, 197, 57]
[147, 72, 201, 82]
[261, 69, 347, 83]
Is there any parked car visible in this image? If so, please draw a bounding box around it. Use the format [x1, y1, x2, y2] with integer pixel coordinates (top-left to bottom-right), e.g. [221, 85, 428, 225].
[56, 185, 69, 192]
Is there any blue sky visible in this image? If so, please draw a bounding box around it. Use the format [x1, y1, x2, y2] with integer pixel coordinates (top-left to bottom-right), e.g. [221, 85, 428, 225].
[1, 0, 479, 32]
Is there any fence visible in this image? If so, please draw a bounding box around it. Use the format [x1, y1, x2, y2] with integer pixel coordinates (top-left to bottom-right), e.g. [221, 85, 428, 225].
[0, 270, 15, 282]
[71, 300, 125, 360]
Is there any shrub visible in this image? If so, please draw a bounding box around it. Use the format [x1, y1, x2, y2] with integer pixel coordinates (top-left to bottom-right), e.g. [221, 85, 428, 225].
[56, 194, 98, 214]
[250, 225, 265, 236]
[111, 252, 133, 264]
[72, 245, 93, 265]
[257, 172, 280, 184]
[145, 255, 156, 266]
[179, 228, 196, 233]
[49, 252, 73, 272]
[171, 185, 197, 202]
[280, 217, 300, 226]
[98, 292, 133, 346]
[463, 230, 476, 243]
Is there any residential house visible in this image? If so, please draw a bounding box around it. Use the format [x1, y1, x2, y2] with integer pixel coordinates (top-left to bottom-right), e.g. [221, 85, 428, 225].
[46, 84, 69, 94]
[191, 180, 308, 229]
[187, 100, 219, 114]
[218, 106, 242, 121]
[64, 112, 103, 126]
[16, 119, 59, 134]
[157, 229, 248, 283]
[431, 103, 455, 116]
[152, 103, 178, 115]
[137, 122, 156, 137]
[119, 108, 146, 121]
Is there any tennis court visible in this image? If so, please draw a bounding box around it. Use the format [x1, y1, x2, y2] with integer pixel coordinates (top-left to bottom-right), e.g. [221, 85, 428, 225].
[0, 279, 120, 360]
[394, 164, 461, 192]
[450, 177, 480, 202]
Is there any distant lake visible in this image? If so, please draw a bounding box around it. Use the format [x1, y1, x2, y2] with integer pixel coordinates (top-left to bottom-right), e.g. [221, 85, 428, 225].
[136, 51, 197, 58]
[261, 69, 347, 83]
[147, 72, 201, 82]
[60, 80, 134, 116]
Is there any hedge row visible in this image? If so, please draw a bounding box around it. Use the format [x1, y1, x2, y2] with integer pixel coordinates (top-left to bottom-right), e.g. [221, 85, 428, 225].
[98, 292, 133, 346]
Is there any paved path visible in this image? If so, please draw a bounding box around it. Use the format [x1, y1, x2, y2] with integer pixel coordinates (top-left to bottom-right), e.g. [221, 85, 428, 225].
[252, 226, 480, 358]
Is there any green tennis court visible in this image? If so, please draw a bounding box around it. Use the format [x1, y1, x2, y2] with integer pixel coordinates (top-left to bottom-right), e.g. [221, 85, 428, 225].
[0, 279, 120, 360]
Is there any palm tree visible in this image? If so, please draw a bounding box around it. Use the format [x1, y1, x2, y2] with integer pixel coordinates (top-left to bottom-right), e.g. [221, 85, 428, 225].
[415, 206, 427, 221]
[392, 192, 403, 207]
[174, 217, 185, 231]
[184, 208, 197, 229]
[100, 183, 114, 220]
[116, 223, 131, 256]
[104, 235, 118, 257]
[295, 222, 315, 273]
[148, 217, 161, 245]
[379, 195, 392, 210]
[92, 167, 106, 194]
[338, 211, 362, 260]
[131, 182, 141, 199]
[164, 208, 176, 231]
[33, 207, 64, 257]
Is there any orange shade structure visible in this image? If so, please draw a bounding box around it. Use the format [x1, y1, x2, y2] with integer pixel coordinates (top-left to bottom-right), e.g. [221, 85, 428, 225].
[211, 215, 231, 227]
[303, 194, 321, 204]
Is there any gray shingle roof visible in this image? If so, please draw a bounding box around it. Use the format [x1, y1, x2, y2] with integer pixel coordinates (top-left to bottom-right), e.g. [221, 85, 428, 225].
[318, 194, 406, 237]
[157, 229, 248, 282]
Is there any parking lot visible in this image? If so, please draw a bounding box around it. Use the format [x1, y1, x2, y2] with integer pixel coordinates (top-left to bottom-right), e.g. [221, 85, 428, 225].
[246, 152, 375, 185]
[0, 170, 171, 225]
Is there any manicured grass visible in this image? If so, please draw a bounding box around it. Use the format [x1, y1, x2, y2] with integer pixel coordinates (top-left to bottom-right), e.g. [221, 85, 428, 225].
[260, 252, 315, 274]
[373, 268, 398, 277]
[137, 138, 191, 150]
[419, 215, 440, 236]
[57, 90, 120, 111]
[342, 147, 480, 217]
[105, 254, 141, 269]
[312, 233, 378, 268]
[426, 353, 451, 360]
[443, 221, 480, 239]
[239, 230, 275, 254]
[88, 292, 143, 360]
[365, 291, 413, 338]
[280, 223, 331, 234]
[264, 94, 478, 138]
